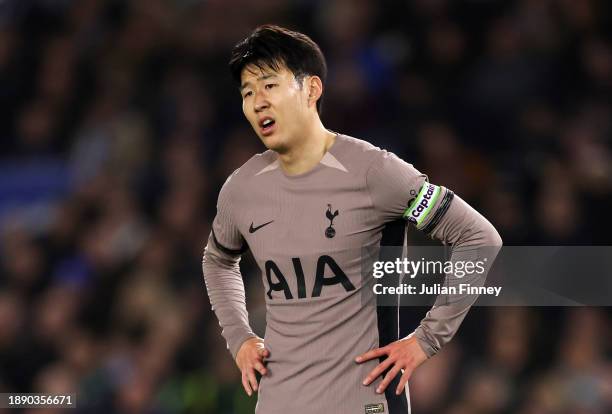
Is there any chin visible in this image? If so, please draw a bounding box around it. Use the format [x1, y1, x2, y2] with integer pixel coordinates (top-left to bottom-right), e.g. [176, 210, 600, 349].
[260, 134, 288, 153]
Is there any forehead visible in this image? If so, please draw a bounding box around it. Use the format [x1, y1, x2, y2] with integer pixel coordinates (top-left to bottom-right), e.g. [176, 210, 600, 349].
[240, 62, 294, 85]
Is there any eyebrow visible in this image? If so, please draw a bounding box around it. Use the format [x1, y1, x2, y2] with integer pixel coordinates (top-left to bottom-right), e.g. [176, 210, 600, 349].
[240, 74, 277, 91]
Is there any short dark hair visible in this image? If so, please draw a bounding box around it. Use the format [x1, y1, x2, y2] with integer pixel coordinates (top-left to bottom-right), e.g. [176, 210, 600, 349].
[229, 25, 327, 114]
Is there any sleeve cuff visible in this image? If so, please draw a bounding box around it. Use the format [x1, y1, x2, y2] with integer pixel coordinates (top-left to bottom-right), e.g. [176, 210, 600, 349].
[228, 331, 258, 360]
[412, 326, 440, 359]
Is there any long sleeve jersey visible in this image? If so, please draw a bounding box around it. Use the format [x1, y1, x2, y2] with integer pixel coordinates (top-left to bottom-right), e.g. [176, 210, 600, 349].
[203, 134, 502, 414]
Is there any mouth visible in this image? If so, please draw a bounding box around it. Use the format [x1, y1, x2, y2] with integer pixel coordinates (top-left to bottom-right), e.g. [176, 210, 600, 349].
[258, 117, 276, 136]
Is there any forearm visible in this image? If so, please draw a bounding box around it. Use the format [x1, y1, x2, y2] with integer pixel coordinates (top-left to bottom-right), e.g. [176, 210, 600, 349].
[413, 191, 502, 357]
[202, 232, 256, 358]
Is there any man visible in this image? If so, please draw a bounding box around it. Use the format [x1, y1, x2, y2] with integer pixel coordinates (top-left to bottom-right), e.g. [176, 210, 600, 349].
[203, 25, 502, 414]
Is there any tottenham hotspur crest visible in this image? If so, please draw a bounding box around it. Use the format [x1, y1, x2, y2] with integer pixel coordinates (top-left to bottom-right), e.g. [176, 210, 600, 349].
[325, 204, 339, 238]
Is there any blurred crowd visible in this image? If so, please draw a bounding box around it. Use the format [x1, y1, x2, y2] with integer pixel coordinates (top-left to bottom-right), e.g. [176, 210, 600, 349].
[0, 0, 610, 413]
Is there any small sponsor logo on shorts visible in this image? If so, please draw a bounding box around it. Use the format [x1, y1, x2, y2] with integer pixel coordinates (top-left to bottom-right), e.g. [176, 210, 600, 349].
[365, 403, 385, 413]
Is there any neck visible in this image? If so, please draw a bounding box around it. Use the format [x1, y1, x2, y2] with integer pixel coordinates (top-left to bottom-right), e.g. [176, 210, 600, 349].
[278, 118, 336, 176]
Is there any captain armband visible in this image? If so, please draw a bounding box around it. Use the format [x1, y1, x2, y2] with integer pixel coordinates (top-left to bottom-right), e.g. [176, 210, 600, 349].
[403, 182, 454, 233]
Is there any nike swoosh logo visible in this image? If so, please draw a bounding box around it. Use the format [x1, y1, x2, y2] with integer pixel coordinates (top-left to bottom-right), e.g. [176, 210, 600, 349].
[249, 220, 274, 233]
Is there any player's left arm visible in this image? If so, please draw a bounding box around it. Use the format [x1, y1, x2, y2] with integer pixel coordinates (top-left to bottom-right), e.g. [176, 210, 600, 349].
[356, 150, 502, 395]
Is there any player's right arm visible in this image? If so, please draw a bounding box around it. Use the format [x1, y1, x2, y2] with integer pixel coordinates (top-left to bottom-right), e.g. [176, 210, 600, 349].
[202, 172, 268, 395]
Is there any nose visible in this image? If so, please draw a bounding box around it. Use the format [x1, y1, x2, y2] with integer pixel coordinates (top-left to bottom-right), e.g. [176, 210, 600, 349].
[254, 91, 269, 113]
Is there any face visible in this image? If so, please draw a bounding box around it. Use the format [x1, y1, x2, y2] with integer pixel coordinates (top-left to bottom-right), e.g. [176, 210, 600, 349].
[240, 64, 313, 153]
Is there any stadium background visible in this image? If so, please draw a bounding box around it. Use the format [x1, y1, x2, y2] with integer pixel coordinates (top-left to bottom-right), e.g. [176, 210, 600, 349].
[0, 0, 610, 413]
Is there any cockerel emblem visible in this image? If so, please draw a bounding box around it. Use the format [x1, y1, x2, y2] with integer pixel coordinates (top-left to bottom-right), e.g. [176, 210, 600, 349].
[325, 204, 339, 238]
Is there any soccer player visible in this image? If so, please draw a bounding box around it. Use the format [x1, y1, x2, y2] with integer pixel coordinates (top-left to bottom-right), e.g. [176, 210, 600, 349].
[203, 25, 502, 414]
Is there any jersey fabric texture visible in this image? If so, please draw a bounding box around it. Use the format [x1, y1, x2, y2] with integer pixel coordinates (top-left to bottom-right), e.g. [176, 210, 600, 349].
[203, 134, 502, 414]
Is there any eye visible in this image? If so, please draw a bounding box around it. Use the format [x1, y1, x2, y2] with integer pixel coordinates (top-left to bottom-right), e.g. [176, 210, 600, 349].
[265, 83, 277, 90]
[243, 91, 253, 98]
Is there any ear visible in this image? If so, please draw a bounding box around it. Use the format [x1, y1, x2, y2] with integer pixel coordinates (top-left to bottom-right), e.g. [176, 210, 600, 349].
[306, 76, 323, 109]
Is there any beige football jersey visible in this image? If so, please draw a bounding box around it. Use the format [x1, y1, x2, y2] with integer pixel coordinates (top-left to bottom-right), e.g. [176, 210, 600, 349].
[203, 134, 501, 414]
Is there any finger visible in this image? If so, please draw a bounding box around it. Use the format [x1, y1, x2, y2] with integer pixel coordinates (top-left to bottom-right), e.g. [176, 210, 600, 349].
[362, 358, 394, 385]
[376, 365, 401, 394]
[257, 347, 270, 359]
[355, 347, 387, 363]
[246, 367, 259, 392]
[254, 361, 268, 376]
[396, 369, 412, 395]
[242, 371, 253, 396]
